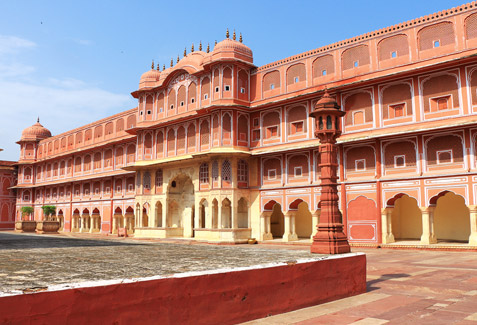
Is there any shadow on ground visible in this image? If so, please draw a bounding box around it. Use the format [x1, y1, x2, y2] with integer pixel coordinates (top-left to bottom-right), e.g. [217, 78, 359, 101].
[366, 273, 410, 292]
[0, 232, 145, 250]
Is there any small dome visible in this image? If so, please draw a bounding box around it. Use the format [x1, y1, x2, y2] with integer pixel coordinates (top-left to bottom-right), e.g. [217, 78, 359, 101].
[139, 68, 161, 89]
[21, 119, 52, 141]
[214, 38, 253, 57]
[315, 89, 337, 107]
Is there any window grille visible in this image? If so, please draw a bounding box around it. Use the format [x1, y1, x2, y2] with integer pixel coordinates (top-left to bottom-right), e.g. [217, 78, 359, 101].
[238, 160, 248, 182]
[155, 169, 163, 187]
[222, 160, 231, 182]
[200, 163, 209, 184]
[212, 160, 219, 181]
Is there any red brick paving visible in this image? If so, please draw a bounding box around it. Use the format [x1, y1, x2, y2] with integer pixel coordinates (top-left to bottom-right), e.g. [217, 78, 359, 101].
[244, 248, 477, 324]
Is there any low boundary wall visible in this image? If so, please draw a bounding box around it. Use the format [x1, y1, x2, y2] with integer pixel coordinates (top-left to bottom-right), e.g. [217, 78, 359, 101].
[0, 253, 366, 324]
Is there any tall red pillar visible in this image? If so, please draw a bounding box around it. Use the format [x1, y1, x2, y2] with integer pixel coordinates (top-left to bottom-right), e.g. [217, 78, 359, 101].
[309, 90, 351, 254]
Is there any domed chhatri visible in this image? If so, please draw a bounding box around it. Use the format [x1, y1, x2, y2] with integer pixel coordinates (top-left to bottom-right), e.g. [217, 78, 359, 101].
[20, 118, 52, 142]
[139, 61, 161, 89]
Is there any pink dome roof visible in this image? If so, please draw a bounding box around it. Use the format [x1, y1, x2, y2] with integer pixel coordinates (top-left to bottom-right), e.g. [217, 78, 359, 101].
[21, 119, 52, 141]
[139, 68, 161, 89]
[214, 38, 253, 57]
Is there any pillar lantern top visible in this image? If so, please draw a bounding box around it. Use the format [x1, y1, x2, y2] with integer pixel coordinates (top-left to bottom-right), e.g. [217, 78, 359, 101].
[310, 89, 345, 118]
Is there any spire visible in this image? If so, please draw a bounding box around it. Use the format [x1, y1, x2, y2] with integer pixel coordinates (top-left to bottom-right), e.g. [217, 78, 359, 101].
[156, 63, 160, 71]
[37, 117, 40, 123]
[206, 43, 210, 53]
[226, 28, 229, 38]
[199, 41, 202, 51]
[233, 29, 236, 40]
[191, 43, 194, 52]
[177, 55, 179, 63]
[151, 60, 154, 69]
[170, 58, 173, 67]
[214, 40, 217, 46]
[184, 47, 187, 57]
[239, 33, 243, 43]
[163, 64, 165, 71]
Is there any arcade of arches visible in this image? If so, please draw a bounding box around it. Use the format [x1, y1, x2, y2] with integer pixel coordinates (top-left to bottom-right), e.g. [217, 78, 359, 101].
[382, 191, 477, 245]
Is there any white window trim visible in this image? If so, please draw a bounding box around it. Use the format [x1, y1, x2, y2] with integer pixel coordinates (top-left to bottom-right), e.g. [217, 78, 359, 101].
[354, 60, 359, 68]
[266, 126, 279, 139]
[268, 169, 277, 180]
[291, 120, 305, 134]
[391, 51, 397, 58]
[429, 94, 453, 112]
[437, 149, 453, 164]
[355, 159, 366, 171]
[253, 129, 261, 141]
[394, 155, 406, 168]
[253, 118, 260, 128]
[433, 39, 440, 48]
[294, 166, 303, 177]
[388, 102, 407, 119]
[352, 110, 365, 125]
[224, 85, 230, 91]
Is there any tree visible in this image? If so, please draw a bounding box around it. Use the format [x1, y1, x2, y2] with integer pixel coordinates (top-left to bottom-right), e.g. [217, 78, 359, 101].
[41, 205, 56, 221]
[20, 206, 34, 221]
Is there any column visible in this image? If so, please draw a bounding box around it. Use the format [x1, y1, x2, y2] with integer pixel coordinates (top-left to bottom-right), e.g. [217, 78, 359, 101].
[381, 208, 395, 244]
[218, 199, 223, 229]
[420, 207, 437, 245]
[162, 201, 167, 228]
[311, 209, 321, 241]
[148, 201, 154, 228]
[232, 199, 238, 229]
[260, 212, 273, 241]
[283, 211, 298, 242]
[469, 205, 477, 245]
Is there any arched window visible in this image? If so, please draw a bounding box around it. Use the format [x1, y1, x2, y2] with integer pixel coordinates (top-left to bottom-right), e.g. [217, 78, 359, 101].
[143, 172, 151, 190]
[212, 160, 219, 182]
[155, 169, 163, 187]
[222, 160, 231, 183]
[200, 163, 209, 184]
[238, 160, 248, 183]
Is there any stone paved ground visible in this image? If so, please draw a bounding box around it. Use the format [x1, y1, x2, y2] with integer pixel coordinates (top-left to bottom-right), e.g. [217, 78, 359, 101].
[245, 248, 477, 325]
[0, 232, 315, 295]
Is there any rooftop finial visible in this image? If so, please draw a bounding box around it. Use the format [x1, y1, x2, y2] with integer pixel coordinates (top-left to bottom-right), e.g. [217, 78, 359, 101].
[177, 55, 179, 63]
[156, 63, 160, 71]
[199, 41, 202, 51]
[170, 58, 173, 67]
[226, 28, 229, 39]
[191, 43, 194, 52]
[215, 40, 217, 46]
[37, 117, 40, 123]
[239, 33, 243, 43]
[184, 48, 187, 57]
[151, 60, 154, 69]
[233, 29, 236, 40]
[163, 64, 166, 71]
[206, 43, 210, 53]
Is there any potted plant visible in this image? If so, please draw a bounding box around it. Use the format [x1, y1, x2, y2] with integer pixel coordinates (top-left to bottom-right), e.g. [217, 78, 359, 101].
[16, 206, 37, 232]
[38, 205, 60, 233]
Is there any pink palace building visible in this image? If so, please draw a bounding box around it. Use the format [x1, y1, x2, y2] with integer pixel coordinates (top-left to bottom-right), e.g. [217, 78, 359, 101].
[12, 2, 477, 246]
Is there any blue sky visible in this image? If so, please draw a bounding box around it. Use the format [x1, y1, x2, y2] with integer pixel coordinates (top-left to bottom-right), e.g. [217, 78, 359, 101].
[0, 0, 465, 161]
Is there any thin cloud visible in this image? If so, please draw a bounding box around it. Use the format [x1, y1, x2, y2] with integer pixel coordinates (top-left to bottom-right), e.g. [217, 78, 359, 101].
[0, 35, 135, 161]
[0, 35, 36, 55]
[72, 38, 93, 46]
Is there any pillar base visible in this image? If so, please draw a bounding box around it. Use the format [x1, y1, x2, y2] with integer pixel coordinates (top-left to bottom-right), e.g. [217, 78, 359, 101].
[311, 224, 350, 254]
[469, 234, 477, 246]
[261, 232, 273, 241]
[282, 233, 298, 242]
[382, 233, 395, 244]
[420, 234, 437, 245]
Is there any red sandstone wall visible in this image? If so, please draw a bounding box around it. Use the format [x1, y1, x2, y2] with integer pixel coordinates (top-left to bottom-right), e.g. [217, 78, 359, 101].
[0, 162, 17, 229]
[0, 254, 366, 325]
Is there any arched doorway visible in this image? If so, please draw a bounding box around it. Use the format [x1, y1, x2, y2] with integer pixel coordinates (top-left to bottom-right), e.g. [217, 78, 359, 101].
[125, 206, 135, 234]
[91, 208, 101, 233]
[82, 208, 90, 232]
[295, 202, 313, 238]
[433, 192, 470, 242]
[155, 202, 162, 227]
[142, 203, 149, 228]
[72, 209, 80, 232]
[199, 199, 208, 228]
[270, 203, 284, 238]
[212, 199, 218, 229]
[167, 173, 194, 237]
[390, 194, 422, 241]
[113, 207, 123, 234]
[237, 198, 248, 228]
[221, 198, 232, 228]
[57, 209, 64, 231]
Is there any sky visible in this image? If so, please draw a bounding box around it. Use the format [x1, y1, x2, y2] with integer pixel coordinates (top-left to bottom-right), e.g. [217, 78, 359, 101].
[0, 0, 466, 161]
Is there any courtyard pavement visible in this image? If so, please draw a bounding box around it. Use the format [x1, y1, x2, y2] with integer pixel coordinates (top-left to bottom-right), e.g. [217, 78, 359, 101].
[245, 247, 477, 324]
[2, 231, 477, 324]
[0, 232, 315, 295]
